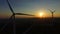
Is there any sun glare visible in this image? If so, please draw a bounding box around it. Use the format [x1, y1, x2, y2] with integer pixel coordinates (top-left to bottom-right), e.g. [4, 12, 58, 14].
[36, 10, 46, 18]
[39, 12, 44, 17]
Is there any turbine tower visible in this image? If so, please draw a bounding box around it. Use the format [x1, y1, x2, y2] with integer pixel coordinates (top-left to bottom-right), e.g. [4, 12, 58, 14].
[0, 0, 34, 34]
[48, 9, 55, 19]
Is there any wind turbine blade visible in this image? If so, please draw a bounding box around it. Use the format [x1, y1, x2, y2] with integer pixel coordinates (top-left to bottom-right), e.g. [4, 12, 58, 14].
[0, 14, 14, 32]
[48, 9, 52, 13]
[15, 13, 34, 16]
[6, 0, 14, 14]
[53, 10, 55, 13]
[9, 14, 14, 21]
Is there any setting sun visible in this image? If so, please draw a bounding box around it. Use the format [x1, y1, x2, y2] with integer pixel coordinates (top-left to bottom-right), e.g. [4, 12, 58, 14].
[39, 12, 44, 17]
[38, 12, 45, 17]
[35, 10, 46, 18]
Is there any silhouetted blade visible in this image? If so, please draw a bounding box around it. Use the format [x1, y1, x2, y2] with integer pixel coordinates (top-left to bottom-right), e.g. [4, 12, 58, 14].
[48, 9, 55, 13]
[6, 0, 14, 14]
[15, 13, 34, 16]
[48, 9, 53, 13]
[0, 14, 14, 32]
[53, 10, 55, 13]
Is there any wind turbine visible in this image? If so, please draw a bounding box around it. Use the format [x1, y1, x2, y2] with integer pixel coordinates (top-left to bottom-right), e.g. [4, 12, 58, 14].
[48, 9, 55, 23]
[48, 9, 55, 19]
[0, 0, 34, 34]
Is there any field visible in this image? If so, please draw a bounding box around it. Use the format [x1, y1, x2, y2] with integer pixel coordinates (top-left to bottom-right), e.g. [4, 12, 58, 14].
[0, 17, 60, 34]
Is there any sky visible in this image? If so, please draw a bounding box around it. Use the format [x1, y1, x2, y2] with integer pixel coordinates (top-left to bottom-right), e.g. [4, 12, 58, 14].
[0, 0, 60, 18]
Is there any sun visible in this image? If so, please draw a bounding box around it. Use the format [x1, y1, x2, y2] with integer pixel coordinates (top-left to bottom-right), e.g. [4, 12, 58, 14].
[39, 12, 44, 17]
[35, 10, 46, 18]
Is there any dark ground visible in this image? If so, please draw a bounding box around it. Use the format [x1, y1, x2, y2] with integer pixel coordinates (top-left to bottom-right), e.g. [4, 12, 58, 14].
[0, 17, 60, 34]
